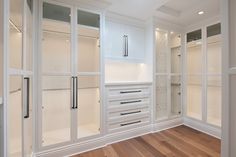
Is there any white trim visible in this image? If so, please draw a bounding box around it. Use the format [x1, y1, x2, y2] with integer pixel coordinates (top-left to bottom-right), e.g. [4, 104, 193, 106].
[184, 117, 221, 139]
[221, 0, 229, 156]
[153, 117, 183, 132]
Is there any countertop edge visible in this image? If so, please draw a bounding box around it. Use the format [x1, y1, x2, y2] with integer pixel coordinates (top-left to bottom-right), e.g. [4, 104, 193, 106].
[105, 81, 153, 86]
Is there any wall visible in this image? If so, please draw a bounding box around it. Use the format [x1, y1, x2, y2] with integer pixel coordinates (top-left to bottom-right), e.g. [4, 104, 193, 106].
[0, 0, 4, 156]
[229, 0, 236, 156]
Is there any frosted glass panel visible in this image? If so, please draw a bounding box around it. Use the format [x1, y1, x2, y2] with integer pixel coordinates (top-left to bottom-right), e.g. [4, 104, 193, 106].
[207, 35, 221, 74]
[42, 76, 71, 146]
[9, 76, 22, 157]
[77, 76, 100, 139]
[187, 76, 202, 120]
[9, 0, 23, 69]
[42, 3, 71, 73]
[207, 76, 221, 126]
[156, 30, 168, 73]
[156, 75, 168, 120]
[171, 76, 181, 116]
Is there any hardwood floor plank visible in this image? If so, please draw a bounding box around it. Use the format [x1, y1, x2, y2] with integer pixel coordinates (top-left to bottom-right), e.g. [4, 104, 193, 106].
[71, 125, 221, 157]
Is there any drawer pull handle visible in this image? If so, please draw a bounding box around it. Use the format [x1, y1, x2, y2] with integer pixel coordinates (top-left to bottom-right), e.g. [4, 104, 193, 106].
[120, 100, 142, 104]
[120, 120, 141, 126]
[120, 90, 142, 94]
[120, 110, 141, 116]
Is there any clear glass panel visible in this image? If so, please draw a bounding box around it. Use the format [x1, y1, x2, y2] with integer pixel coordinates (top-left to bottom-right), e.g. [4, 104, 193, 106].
[77, 75, 100, 139]
[42, 2, 71, 73]
[171, 47, 181, 73]
[187, 41, 202, 74]
[9, 0, 23, 69]
[207, 76, 221, 126]
[9, 76, 22, 157]
[77, 10, 100, 28]
[187, 75, 202, 120]
[171, 76, 181, 116]
[23, 76, 33, 156]
[156, 75, 168, 120]
[207, 23, 221, 38]
[77, 21, 100, 72]
[170, 32, 181, 74]
[187, 29, 201, 43]
[156, 30, 168, 73]
[25, 0, 33, 71]
[42, 76, 71, 146]
[207, 33, 221, 74]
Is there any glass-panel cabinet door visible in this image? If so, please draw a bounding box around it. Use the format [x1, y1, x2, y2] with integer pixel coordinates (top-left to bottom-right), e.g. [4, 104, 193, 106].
[171, 76, 181, 116]
[77, 10, 100, 139]
[9, 76, 23, 157]
[206, 23, 222, 126]
[41, 2, 72, 146]
[25, 0, 33, 71]
[42, 76, 71, 146]
[9, 0, 23, 70]
[42, 2, 71, 73]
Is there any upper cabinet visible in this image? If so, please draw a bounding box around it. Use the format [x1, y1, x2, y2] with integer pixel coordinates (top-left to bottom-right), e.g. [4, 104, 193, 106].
[105, 20, 145, 61]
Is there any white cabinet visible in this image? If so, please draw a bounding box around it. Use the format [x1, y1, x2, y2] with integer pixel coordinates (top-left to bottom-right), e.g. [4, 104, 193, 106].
[105, 20, 145, 61]
[106, 83, 151, 133]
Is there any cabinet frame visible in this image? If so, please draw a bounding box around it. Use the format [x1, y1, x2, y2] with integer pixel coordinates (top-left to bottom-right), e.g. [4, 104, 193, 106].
[35, 0, 105, 152]
[154, 27, 184, 122]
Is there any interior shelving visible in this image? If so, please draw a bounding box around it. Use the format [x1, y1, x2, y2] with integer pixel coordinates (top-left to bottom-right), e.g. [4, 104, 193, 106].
[155, 29, 182, 120]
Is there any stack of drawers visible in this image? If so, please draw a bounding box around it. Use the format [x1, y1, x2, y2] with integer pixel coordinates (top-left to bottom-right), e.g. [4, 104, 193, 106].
[106, 84, 151, 133]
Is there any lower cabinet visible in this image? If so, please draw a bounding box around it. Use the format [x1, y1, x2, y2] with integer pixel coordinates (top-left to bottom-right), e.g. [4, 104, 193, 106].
[106, 83, 152, 133]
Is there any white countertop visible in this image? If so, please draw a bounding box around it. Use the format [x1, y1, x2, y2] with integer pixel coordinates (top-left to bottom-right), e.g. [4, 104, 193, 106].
[105, 81, 152, 86]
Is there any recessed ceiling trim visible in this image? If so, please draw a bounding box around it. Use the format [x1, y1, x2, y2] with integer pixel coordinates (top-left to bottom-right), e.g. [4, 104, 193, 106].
[157, 6, 181, 17]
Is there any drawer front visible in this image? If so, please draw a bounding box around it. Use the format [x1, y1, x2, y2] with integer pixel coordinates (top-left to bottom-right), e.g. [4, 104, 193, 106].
[108, 87, 150, 99]
[107, 117, 150, 133]
[108, 111, 149, 123]
[109, 98, 150, 107]
[108, 105, 149, 118]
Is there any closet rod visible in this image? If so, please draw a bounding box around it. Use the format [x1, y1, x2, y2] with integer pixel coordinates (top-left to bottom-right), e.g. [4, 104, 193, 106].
[43, 29, 99, 39]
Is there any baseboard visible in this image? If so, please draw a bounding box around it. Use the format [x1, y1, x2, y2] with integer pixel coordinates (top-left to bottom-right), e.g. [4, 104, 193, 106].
[183, 117, 221, 139]
[152, 117, 184, 132]
[35, 124, 152, 157]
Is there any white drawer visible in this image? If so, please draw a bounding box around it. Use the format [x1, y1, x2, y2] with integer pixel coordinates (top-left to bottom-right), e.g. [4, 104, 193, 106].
[108, 87, 150, 100]
[108, 98, 150, 107]
[108, 105, 149, 118]
[107, 116, 150, 133]
[108, 111, 149, 123]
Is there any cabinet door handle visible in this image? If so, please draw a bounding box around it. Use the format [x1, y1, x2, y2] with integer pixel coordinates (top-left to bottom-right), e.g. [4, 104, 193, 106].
[120, 90, 142, 94]
[24, 77, 30, 119]
[123, 35, 127, 57]
[120, 110, 141, 115]
[120, 100, 142, 104]
[126, 35, 128, 57]
[75, 76, 78, 109]
[72, 76, 78, 109]
[120, 120, 141, 126]
[71, 77, 75, 109]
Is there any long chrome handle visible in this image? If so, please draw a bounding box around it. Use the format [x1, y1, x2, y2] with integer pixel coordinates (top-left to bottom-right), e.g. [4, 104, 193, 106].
[24, 77, 30, 119]
[123, 35, 127, 57]
[120, 110, 141, 116]
[71, 77, 75, 109]
[120, 100, 142, 104]
[120, 120, 141, 126]
[120, 90, 142, 94]
[75, 76, 78, 109]
[126, 35, 128, 57]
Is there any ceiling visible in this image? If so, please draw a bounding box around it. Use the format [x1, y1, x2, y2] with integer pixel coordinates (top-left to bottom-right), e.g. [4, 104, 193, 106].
[103, 0, 220, 26]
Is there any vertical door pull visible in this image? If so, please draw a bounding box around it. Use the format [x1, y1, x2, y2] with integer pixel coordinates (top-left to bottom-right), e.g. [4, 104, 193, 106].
[72, 77, 75, 109]
[75, 76, 78, 109]
[24, 77, 30, 119]
[123, 35, 127, 57]
[126, 35, 128, 57]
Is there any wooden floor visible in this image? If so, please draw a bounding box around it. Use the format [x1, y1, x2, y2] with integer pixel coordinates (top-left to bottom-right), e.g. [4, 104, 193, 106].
[72, 125, 221, 157]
